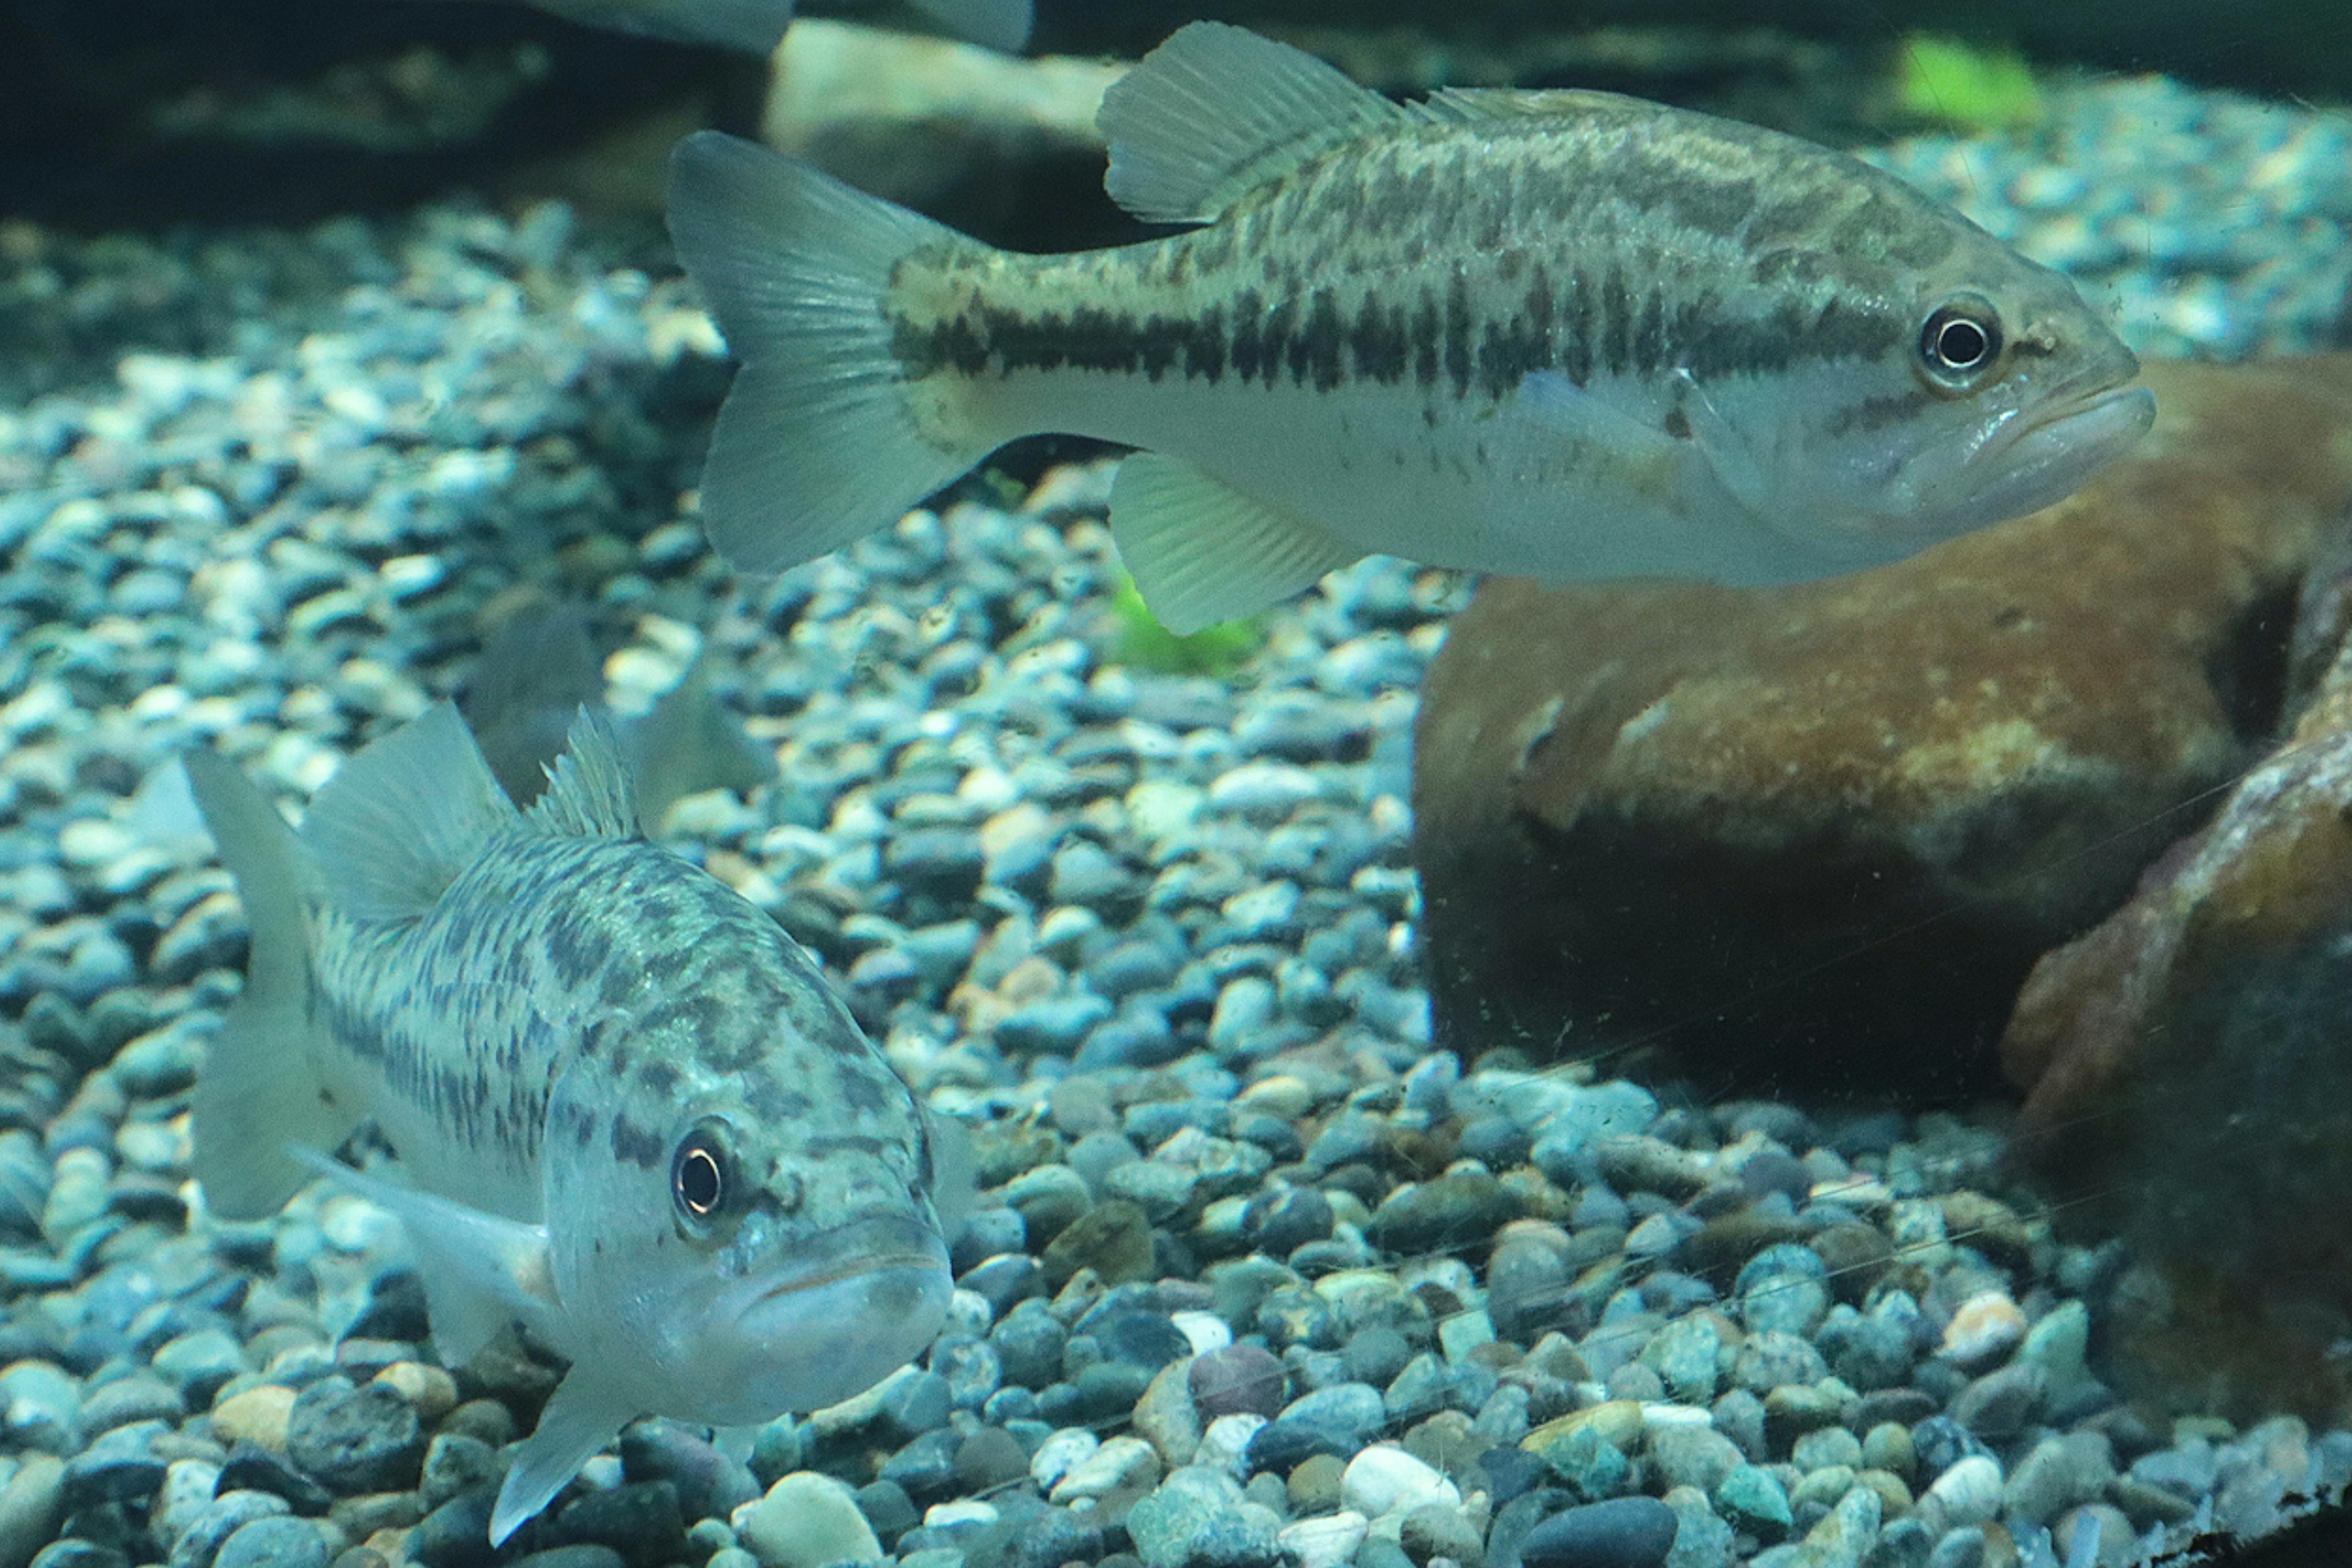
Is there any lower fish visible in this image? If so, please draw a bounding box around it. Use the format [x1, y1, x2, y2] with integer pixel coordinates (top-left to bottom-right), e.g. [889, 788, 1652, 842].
[668, 22, 2152, 633]
[185, 704, 963, 1542]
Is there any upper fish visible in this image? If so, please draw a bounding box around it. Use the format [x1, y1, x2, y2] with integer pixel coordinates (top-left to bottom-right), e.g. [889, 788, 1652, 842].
[499, 0, 1031, 55]
[184, 704, 960, 1543]
[667, 21, 2154, 633]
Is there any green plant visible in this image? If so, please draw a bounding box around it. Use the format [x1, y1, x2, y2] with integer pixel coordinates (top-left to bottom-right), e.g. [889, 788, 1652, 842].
[1104, 568, 1264, 674]
[1893, 33, 2043, 132]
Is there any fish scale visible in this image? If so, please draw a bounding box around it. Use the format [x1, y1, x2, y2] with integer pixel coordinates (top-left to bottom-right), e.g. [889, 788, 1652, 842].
[668, 21, 2152, 635]
[185, 703, 957, 1543]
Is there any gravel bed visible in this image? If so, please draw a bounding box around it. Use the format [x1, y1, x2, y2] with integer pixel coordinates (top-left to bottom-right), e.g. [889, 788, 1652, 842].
[0, 62, 2348, 1568]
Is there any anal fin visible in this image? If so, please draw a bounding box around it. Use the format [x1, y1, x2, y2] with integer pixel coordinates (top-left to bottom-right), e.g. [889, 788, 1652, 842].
[1107, 453, 1361, 635]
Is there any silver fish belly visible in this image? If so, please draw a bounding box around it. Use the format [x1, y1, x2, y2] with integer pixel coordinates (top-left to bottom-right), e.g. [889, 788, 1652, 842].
[185, 704, 956, 1543]
[669, 22, 2151, 633]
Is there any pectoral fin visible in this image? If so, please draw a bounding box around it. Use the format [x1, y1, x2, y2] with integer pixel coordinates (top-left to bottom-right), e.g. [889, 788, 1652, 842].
[292, 1148, 558, 1363]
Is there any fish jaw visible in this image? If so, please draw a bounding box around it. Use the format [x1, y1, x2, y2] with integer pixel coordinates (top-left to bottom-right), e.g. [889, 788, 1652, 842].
[680, 1217, 953, 1421]
[1940, 380, 2157, 533]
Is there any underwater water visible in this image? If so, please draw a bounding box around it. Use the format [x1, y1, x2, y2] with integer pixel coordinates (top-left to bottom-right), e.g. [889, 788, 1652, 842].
[3, 4, 2352, 1568]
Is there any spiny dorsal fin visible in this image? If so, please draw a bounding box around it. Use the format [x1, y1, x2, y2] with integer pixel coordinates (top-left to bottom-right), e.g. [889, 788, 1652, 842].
[528, 706, 642, 839]
[1098, 21, 1406, 225]
[306, 704, 517, 922]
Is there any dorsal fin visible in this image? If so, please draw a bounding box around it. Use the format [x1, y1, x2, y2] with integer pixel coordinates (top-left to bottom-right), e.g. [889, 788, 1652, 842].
[306, 704, 517, 922]
[1098, 21, 1406, 224]
[1413, 86, 1623, 124]
[527, 707, 641, 839]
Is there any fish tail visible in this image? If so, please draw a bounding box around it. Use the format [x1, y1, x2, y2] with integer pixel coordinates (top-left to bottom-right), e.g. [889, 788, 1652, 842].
[180, 755, 363, 1219]
[668, 130, 997, 578]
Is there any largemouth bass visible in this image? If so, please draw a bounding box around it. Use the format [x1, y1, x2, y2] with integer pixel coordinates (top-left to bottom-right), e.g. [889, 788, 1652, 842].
[185, 706, 960, 1542]
[668, 21, 2152, 631]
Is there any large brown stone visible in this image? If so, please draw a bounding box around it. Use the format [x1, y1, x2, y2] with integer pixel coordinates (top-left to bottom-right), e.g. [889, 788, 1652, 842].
[1412, 357, 2352, 1096]
[1997, 559, 2352, 1420]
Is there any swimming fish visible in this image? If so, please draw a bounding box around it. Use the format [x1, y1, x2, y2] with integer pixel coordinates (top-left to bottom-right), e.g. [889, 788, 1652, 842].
[459, 601, 774, 826]
[667, 21, 2154, 633]
[498, 0, 1031, 55]
[184, 705, 959, 1542]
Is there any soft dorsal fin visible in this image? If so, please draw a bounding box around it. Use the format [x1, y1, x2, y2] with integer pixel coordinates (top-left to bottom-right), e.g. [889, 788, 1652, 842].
[306, 704, 518, 922]
[1413, 86, 1623, 125]
[1098, 21, 1407, 224]
[527, 707, 642, 839]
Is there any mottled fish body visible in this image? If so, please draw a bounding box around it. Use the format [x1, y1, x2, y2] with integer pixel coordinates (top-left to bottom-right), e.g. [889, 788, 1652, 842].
[499, 0, 1030, 55]
[669, 22, 2152, 632]
[185, 706, 956, 1542]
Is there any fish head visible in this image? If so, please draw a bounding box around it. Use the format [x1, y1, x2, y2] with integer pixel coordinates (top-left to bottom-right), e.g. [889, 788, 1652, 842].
[1738, 234, 2154, 573]
[538, 1031, 959, 1424]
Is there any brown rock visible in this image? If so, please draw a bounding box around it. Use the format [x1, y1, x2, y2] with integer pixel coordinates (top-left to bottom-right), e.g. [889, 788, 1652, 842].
[1999, 540, 2352, 1419]
[1414, 357, 2352, 1095]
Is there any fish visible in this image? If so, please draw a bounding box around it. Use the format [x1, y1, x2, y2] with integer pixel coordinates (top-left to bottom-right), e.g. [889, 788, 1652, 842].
[183, 704, 961, 1543]
[666, 21, 2155, 634]
[459, 601, 774, 826]
[494, 0, 1032, 55]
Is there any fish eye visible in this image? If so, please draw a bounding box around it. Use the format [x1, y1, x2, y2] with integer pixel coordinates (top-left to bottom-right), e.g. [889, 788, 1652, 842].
[1916, 295, 2004, 393]
[671, 1118, 735, 1232]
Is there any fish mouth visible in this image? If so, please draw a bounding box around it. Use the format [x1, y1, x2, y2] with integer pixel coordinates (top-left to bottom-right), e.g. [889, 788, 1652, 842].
[735, 1215, 948, 1310]
[1954, 379, 2156, 529]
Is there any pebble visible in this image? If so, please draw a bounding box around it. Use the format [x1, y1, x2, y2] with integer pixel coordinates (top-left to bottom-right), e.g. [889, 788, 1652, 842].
[1940, 1292, 2026, 1368]
[737, 1473, 882, 1568]
[282, 1378, 422, 1494]
[213, 1518, 329, 1568]
[1516, 1496, 1680, 1568]
[1923, 1456, 2003, 1528]
[1338, 1444, 1458, 1520]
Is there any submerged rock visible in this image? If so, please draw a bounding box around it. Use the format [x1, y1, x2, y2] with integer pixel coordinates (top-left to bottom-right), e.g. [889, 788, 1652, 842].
[1415, 357, 2352, 1095]
[2001, 519, 2352, 1419]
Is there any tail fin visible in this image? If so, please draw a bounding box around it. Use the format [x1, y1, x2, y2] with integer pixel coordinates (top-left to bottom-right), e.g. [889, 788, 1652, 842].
[667, 131, 993, 578]
[181, 756, 363, 1219]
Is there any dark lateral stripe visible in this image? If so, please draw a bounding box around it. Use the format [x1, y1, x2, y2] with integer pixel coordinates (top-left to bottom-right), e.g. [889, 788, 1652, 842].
[894, 253, 1900, 404]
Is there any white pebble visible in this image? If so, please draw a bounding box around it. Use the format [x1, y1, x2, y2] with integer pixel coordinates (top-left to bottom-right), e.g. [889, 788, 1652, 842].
[1927, 1455, 2005, 1526]
[1028, 1427, 1100, 1490]
[736, 1472, 881, 1568]
[1339, 1444, 1459, 1520]
[1050, 1436, 1161, 1503]
[1170, 1310, 1232, 1356]
[1279, 1512, 1370, 1568]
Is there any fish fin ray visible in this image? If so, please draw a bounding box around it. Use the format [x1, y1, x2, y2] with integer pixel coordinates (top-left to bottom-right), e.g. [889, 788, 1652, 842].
[292, 1147, 560, 1359]
[1414, 86, 1623, 124]
[624, 657, 774, 829]
[667, 132, 988, 578]
[461, 603, 604, 809]
[1515, 369, 1695, 463]
[491, 1370, 634, 1545]
[305, 704, 516, 922]
[907, 0, 1031, 51]
[181, 755, 359, 1219]
[1109, 453, 1360, 634]
[528, 707, 642, 839]
[1670, 368, 1777, 515]
[1098, 22, 1405, 224]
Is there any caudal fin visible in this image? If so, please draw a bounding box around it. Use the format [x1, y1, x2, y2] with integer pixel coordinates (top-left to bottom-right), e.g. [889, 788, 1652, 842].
[667, 131, 994, 578]
[181, 756, 363, 1219]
